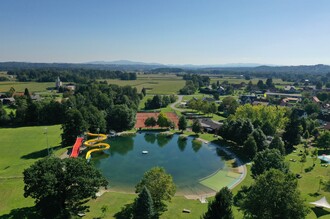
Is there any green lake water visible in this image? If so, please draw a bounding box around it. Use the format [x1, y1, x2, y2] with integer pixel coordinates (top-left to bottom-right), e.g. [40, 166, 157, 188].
[91, 132, 226, 195]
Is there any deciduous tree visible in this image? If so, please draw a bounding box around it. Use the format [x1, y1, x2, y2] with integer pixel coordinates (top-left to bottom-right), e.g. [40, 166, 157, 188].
[23, 157, 107, 219]
[316, 131, 330, 149]
[144, 117, 157, 128]
[251, 149, 288, 178]
[106, 104, 136, 132]
[135, 167, 176, 216]
[269, 136, 286, 155]
[240, 169, 309, 219]
[61, 108, 88, 146]
[157, 112, 171, 128]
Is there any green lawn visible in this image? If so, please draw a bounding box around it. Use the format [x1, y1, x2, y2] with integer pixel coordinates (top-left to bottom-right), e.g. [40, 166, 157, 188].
[0, 125, 62, 215]
[84, 192, 208, 219]
[284, 144, 330, 219]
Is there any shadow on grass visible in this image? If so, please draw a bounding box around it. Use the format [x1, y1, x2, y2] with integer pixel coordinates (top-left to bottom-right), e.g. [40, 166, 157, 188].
[308, 192, 321, 197]
[113, 203, 133, 219]
[21, 145, 62, 159]
[311, 207, 330, 218]
[0, 207, 40, 219]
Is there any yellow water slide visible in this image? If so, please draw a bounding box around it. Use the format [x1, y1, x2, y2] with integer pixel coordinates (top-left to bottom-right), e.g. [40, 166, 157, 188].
[84, 132, 110, 160]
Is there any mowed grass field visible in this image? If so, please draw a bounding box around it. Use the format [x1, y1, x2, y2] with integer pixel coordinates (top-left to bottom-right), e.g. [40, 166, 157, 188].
[0, 125, 62, 215]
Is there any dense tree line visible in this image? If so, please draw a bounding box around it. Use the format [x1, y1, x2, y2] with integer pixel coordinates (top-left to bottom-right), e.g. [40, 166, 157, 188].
[144, 95, 176, 110]
[0, 81, 141, 146]
[7, 68, 137, 82]
[179, 74, 210, 94]
[62, 82, 140, 145]
[186, 98, 217, 115]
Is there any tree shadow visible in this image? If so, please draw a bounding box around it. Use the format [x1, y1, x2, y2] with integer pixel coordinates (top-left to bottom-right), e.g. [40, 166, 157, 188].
[311, 207, 330, 218]
[113, 203, 133, 219]
[21, 145, 62, 159]
[210, 138, 250, 165]
[308, 192, 321, 197]
[0, 207, 40, 219]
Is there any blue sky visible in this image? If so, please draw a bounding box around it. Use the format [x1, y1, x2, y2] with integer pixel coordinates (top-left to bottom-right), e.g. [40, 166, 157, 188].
[0, 0, 329, 65]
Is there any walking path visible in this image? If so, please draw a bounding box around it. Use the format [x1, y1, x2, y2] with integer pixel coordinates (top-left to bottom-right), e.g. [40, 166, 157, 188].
[170, 95, 184, 112]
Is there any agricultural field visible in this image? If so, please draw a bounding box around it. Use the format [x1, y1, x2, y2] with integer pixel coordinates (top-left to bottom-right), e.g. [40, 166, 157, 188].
[0, 81, 55, 93]
[106, 74, 185, 95]
[209, 76, 292, 85]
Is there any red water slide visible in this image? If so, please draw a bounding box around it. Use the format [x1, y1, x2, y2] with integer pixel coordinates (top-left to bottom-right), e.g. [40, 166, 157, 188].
[70, 137, 84, 158]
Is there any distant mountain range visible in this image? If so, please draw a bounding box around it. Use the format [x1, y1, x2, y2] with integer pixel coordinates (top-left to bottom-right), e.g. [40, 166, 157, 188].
[86, 60, 164, 66]
[86, 60, 266, 68]
[0, 61, 329, 74]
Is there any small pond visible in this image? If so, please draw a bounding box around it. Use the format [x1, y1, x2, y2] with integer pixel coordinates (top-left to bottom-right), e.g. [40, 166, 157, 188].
[91, 132, 230, 195]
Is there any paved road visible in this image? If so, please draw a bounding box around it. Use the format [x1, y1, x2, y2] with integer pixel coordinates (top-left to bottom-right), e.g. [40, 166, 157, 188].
[170, 95, 184, 112]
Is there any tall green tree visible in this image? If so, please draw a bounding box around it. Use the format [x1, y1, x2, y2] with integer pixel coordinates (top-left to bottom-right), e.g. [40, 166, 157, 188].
[144, 117, 157, 128]
[316, 131, 330, 149]
[61, 108, 88, 146]
[251, 149, 289, 178]
[157, 112, 171, 128]
[202, 187, 234, 219]
[244, 135, 258, 159]
[135, 167, 176, 216]
[269, 136, 286, 155]
[218, 96, 238, 116]
[23, 157, 108, 219]
[257, 80, 265, 90]
[283, 110, 302, 150]
[106, 104, 136, 132]
[24, 87, 31, 98]
[133, 186, 155, 219]
[252, 128, 268, 151]
[261, 120, 276, 136]
[266, 78, 274, 88]
[178, 116, 187, 132]
[192, 119, 202, 134]
[80, 105, 107, 133]
[240, 169, 309, 219]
